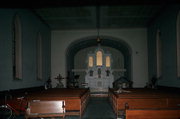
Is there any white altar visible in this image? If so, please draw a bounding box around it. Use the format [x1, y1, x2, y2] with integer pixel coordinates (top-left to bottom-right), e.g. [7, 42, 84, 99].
[85, 46, 114, 92]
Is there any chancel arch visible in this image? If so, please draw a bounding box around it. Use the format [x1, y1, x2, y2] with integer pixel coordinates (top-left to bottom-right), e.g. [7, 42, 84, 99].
[66, 36, 132, 91]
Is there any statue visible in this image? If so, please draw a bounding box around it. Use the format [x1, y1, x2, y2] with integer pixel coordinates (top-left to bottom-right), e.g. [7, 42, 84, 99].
[44, 77, 52, 90]
[98, 68, 101, 78]
[145, 75, 159, 89]
[106, 70, 110, 76]
[89, 70, 93, 76]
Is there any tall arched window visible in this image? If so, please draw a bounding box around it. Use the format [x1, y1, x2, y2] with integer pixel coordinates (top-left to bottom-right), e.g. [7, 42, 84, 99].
[12, 14, 22, 80]
[96, 50, 102, 66]
[88, 56, 93, 67]
[106, 56, 110, 67]
[156, 30, 162, 78]
[177, 11, 180, 78]
[37, 32, 43, 80]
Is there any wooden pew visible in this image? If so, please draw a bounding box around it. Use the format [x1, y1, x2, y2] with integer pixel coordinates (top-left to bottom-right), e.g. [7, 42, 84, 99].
[27, 88, 90, 118]
[108, 88, 180, 117]
[25, 100, 65, 119]
[126, 109, 180, 119]
[1, 88, 90, 118]
[0, 86, 44, 115]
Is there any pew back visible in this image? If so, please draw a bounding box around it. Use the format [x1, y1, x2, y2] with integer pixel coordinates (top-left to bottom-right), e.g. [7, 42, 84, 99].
[26, 100, 65, 118]
[126, 109, 180, 119]
[109, 88, 180, 111]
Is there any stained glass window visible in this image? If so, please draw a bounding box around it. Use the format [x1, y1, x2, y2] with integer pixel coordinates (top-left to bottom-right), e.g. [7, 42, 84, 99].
[96, 51, 102, 66]
[106, 56, 110, 67]
[88, 56, 93, 67]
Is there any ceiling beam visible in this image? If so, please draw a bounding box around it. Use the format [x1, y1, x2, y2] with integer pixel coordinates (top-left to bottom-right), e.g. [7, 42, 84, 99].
[1, 0, 179, 8]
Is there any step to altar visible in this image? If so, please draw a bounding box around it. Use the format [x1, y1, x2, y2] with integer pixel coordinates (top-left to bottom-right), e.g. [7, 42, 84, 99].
[90, 92, 108, 97]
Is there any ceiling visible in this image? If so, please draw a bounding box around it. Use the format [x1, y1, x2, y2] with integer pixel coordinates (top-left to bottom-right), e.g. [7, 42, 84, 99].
[33, 5, 164, 30]
[2, 0, 179, 30]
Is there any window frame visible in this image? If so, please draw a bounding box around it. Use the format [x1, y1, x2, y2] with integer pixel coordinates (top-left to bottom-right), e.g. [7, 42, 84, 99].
[177, 11, 180, 78]
[96, 50, 103, 66]
[12, 14, 22, 80]
[37, 32, 43, 80]
[105, 56, 111, 67]
[88, 56, 94, 67]
[156, 29, 162, 79]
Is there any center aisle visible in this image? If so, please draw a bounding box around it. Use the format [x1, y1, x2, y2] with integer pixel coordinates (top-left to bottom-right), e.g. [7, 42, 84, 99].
[82, 97, 116, 119]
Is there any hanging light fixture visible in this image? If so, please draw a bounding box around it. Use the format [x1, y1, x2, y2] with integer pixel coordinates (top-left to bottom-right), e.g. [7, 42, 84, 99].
[96, 5, 101, 44]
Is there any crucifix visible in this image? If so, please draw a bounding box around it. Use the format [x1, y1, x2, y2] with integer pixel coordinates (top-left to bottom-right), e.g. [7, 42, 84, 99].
[55, 74, 64, 88]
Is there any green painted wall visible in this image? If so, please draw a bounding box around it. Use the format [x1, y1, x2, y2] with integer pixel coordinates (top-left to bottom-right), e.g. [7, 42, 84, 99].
[0, 9, 51, 91]
[51, 28, 148, 88]
[148, 5, 180, 87]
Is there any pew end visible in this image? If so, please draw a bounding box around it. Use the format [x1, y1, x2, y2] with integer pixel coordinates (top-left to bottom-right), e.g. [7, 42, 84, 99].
[25, 100, 65, 119]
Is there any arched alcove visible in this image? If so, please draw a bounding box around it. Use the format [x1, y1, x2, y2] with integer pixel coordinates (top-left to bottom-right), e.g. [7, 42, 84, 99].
[66, 36, 132, 87]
